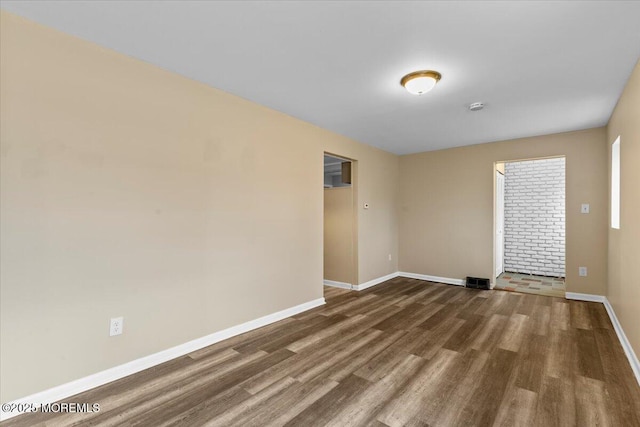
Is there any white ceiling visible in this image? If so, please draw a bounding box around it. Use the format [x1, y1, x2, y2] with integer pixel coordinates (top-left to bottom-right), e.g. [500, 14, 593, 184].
[3, 1, 640, 155]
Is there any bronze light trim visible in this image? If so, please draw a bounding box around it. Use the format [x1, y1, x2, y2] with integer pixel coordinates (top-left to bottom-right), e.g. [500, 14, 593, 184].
[400, 70, 442, 92]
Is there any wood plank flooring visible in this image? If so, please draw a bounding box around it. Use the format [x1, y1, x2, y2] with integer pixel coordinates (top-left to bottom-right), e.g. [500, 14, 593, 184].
[3, 277, 640, 426]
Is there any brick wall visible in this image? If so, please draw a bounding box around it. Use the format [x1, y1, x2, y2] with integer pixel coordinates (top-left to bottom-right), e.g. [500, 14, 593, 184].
[503, 158, 565, 277]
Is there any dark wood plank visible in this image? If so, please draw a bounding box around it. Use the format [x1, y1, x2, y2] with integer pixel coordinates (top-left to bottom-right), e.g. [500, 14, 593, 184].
[161, 383, 254, 426]
[492, 386, 538, 427]
[570, 301, 592, 330]
[515, 293, 536, 316]
[416, 303, 458, 330]
[498, 313, 530, 352]
[470, 313, 508, 352]
[576, 328, 605, 381]
[514, 333, 547, 393]
[442, 314, 484, 352]
[410, 315, 465, 360]
[282, 374, 373, 426]
[375, 349, 461, 426]
[371, 302, 434, 332]
[530, 302, 551, 336]
[327, 330, 407, 382]
[441, 348, 518, 426]
[545, 328, 577, 379]
[575, 375, 615, 427]
[494, 293, 522, 316]
[534, 375, 576, 426]
[593, 327, 640, 426]
[377, 348, 483, 426]
[550, 299, 570, 331]
[94, 349, 294, 426]
[211, 375, 338, 426]
[234, 313, 346, 354]
[327, 353, 425, 426]
[589, 302, 613, 330]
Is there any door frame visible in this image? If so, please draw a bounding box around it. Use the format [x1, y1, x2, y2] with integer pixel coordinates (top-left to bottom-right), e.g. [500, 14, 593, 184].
[493, 156, 567, 289]
[323, 152, 359, 288]
[495, 169, 505, 278]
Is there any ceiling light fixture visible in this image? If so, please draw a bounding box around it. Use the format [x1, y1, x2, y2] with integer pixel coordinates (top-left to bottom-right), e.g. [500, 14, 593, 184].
[400, 70, 442, 95]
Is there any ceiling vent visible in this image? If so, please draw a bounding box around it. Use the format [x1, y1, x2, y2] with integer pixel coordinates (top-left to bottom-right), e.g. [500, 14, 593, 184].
[469, 102, 484, 111]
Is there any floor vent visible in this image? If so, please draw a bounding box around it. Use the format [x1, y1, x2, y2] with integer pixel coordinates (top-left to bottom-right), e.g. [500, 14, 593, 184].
[466, 276, 490, 290]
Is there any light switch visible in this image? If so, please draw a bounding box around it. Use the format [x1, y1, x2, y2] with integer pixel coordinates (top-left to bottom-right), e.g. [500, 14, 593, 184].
[581, 204, 590, 214]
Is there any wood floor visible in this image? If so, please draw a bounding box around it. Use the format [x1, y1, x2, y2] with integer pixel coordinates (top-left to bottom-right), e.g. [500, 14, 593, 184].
[4, 278, 640, 426]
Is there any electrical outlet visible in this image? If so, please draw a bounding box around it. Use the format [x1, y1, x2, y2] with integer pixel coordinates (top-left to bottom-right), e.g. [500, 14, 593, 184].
[110, 317, 123, 336]
[579, 267, 587, 277]
[388, 254, 392, 261]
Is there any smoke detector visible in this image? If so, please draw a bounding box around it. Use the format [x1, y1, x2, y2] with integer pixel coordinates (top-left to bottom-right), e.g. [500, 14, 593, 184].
[468, 102, 484, 111]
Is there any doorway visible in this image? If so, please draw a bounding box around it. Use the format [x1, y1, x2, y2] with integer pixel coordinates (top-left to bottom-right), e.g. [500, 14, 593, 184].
[495, 169, 505, 278]
[323, 153, 357, 290]
[494, 157, 566, 298]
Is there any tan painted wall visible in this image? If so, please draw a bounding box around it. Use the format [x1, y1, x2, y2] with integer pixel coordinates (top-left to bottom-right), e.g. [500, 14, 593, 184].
[399, 127, 608, 295]
[321, 149, 399, 284]
[607, 60, 640, 358]
[324, 187, 355, 284]
[0, 12, 399, 402]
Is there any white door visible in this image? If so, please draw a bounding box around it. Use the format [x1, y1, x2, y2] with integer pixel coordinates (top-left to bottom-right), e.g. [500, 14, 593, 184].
[495, 171, 505, 277]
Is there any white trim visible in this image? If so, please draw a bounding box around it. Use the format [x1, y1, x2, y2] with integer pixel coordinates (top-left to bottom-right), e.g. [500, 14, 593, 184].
[353, 272, 400, 291]
[603, 298, 640, 386]
[0, 297, 325, 422]
[341, 271, 466, 292]
[323, 280, 352, 290]
[398, 272, 465, 287]
[565, 292, 606, 303]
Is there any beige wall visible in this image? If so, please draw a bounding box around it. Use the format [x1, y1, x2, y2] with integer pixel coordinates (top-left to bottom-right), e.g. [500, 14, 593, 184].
[398, 128, 608, 295]
[0, 12, 399, 402]
[607, 61, 640, 358]
[323, 149, 399, 284]
[324, 187, 355, 284]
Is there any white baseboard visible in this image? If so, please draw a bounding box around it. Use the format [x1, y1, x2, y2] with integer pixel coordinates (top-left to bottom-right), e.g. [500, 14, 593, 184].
[603, 298, 640, 386]
[349, 271, 465, 292]
[398, 272, 465, 286]
[564, 292, 639, 387]
[353, 272, 400, 291]
[323, 279, 352, 290]
[565, 292, 606, 303]
[0, 297, 325, 422]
